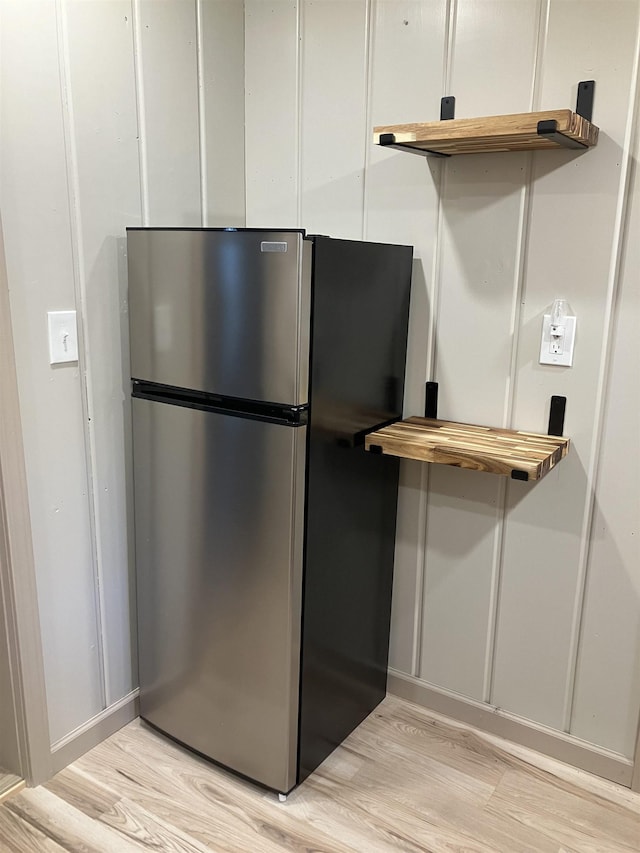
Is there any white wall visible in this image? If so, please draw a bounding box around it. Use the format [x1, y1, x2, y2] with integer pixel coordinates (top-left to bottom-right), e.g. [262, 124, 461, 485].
[0, 0, 245, 746]
[245, 0, 640, 776]
[1, 0, 639, 783]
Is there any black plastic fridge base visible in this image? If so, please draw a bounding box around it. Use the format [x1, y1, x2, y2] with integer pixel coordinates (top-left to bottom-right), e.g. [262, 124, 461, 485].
[132, 380, 308, 426]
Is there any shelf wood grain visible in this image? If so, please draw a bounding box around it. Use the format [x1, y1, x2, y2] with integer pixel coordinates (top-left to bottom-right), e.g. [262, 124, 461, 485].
[365, 417, 569, 481]
[373, 109, 599, 154]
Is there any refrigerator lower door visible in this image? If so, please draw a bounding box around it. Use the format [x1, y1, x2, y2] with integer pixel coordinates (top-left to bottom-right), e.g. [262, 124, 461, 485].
[133, 397, 306, 793]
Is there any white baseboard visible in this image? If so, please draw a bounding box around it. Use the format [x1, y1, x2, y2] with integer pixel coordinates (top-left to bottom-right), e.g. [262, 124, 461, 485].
[50, 690, 139, 776]
[388, 669, 633, 788]
[41, 675, 634, 788]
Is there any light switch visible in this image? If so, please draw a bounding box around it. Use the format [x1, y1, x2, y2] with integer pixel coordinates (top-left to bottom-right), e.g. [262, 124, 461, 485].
[48, 311, 78, 364]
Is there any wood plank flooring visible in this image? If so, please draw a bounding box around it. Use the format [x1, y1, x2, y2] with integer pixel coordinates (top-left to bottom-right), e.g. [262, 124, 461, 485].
[0, 695, 638, 852]
[0, 771, 24, 804]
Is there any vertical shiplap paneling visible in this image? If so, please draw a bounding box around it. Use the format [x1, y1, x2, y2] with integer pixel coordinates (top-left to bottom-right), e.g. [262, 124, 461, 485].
[0, 0, 103, 743]
[299, 0, 368, 238]
[245, 1, 300, 226]
[366, 0, 448, 673]
[570, 39, 640, 756]
[135, 0, 201, 224]
[419, 0, 541, 700]
[367, 0, 448, 416]
[493, 0, 640, 731]
[62, 0, 143, 705]
[198, 0, 246, 227]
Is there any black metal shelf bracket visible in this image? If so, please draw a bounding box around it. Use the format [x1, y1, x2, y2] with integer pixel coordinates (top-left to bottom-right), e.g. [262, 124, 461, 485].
[440, 96, 455, 121]
[425, 381, 439, 419]
[378, 132, 450, 158]
[511, 469, 529, 481]
[548, 395, 567, 437]
[378, 94, 454, 156]
[576, 80, 595, 121]
[537, 119, 588, 149]
[536, 79, 595, 149]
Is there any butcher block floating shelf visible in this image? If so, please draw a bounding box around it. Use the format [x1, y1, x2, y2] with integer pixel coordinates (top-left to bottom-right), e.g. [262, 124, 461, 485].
[374, 80, 598, 156]
[365, 418, 570, 482]
[373, 110, 599, 156]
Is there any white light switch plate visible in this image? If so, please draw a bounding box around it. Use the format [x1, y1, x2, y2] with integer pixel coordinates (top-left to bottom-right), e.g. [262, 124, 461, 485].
[539, 313, 576, 367]
[48, 311, 78, 364]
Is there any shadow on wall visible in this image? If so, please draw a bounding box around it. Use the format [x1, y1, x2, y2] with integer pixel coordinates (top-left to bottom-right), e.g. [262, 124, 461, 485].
[297, 128, 620, 236]
[425, 447, 586, 536]
[404, 257, 429, 418]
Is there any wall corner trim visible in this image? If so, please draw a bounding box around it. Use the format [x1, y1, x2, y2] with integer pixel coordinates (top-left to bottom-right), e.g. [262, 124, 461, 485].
[0, 214, 53, 787]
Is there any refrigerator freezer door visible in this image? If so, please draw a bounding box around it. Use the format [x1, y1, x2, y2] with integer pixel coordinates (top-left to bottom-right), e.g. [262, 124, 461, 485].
[128, 229, 311, 406]
[133, 397, 306, 793]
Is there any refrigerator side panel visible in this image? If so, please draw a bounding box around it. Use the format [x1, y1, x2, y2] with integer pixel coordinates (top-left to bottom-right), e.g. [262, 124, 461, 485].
[127, 229, 309, 406]
[299, 238, 412, 782]
[133, 398, 305, 793]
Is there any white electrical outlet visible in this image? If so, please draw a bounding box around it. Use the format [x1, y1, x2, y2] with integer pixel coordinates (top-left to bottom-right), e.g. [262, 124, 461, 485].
[540, 313, 576, 367]
[48, 311, 78, 364]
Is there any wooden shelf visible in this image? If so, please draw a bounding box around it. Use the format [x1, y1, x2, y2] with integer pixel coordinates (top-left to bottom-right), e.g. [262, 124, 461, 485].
[365, 417, 569, 482]
[373, 109, 599, 156]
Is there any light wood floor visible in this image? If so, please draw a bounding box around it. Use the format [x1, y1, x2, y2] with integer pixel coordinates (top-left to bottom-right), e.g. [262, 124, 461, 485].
[0, 771, 24, 804]
[0, 695, 638, 852]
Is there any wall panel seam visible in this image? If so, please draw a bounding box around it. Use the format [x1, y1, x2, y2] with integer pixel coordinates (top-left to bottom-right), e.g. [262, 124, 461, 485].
[240, 3, 247, 226]
[482, 478, 506, 702]
[361, 0, 374, 242]
[428, 0, 456, 381]
[417, 0, 457, 679]
[295, 1, 304, 228]
[131, 0, 149, 226]
[411, 464, 429, 677]
[485, 163, 534, 701]
[485, 0, 550, 704]
[528, 0, 550, 112]
[243, 3, 249, 223]
[442, 0, 457, 94]
[195, 0, 207, 227]
[563, 11, 640, 734]
[504, 0, 549, 427]
[54, 0, 108, 711]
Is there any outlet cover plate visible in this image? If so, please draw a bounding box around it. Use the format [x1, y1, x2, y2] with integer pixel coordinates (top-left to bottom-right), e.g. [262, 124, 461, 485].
[539, 313, 576, 367]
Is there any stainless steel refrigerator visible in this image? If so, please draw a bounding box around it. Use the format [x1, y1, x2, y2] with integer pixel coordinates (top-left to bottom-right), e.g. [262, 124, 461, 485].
[127, 228, 412, 797]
